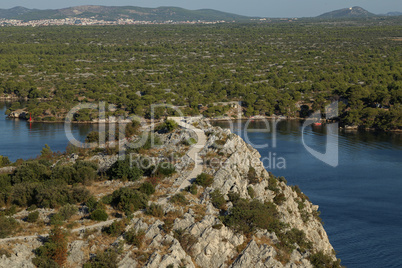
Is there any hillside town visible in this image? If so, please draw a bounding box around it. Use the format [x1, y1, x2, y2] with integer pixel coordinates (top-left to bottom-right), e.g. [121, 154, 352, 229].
[0, 17, 228, 27]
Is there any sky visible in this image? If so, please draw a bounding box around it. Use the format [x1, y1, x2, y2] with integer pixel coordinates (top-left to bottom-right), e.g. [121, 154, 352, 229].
[0, 0, 401, 18]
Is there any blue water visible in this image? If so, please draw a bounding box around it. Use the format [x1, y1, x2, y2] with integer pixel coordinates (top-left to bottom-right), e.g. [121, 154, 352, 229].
[212, 120, 402, 268]
[0, 102, 95, 161]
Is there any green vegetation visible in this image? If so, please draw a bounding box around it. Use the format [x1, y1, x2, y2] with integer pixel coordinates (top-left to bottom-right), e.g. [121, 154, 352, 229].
[111, 187, 148, 215]
[27, 211, 40, 223]
[107, 159, 143, 181]
[83, 248, 119, 268]
[194, 173, 214, 188]
[90, 209, 108, 222]
[125, 228, 145, 248]
[0, 216, 19, 238]
[170, 193, 189, 205]
[145, 203, 164, 218]
[309, 251, 343, 268]
[102, 220, 126, 236]
[210, 189, 226, 209]
[0, 19, 399, 130]
[33, 227, 68, 267]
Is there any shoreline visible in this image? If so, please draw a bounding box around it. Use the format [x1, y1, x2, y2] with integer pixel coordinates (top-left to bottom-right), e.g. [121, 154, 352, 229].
[4, 115, 402, 133]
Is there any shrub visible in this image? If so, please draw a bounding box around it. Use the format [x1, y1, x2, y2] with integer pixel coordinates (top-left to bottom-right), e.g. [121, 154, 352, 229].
[273, 193, 286, 205]
[186, 184, 198, 195]
[309, 251, 343, 268]
[51, 166, 77, 185]
[247, 186, 256, 199]
[75, 167, 97, 185]
[12, 162, 50, 184]
[85, 131, 99, 143]
[107, 159, 143, 181]
[173, 229, 197, 255]
[170, 193, 188, 205]
[103, 220, 126, 236]
[138, 182, 155, 196]
[50, 213, 64, 226]
[0, 155, 11, 167]
[125, 228, 145, 248]
[27, 211, 40, 223]
[159, 119, 178, 132]
[222, 198, 283, 234]
[59, 204, 78, 221]
[90, 209, 108, 221]
[194, 173, 214, 188]
[156, 162, 176, 177]
[33, 227, 68, 267]
[248, 167, 259, 184]
[279, 228, 312, 253]
[83, 249, 118, 268]
[111, 188, 148, 215]
[0, 216, 19, 238]
[210, 189, 226, 209]
[146, 203, 164, 218]
[268, 176, 280, 193]
[86, 196, 98, 212]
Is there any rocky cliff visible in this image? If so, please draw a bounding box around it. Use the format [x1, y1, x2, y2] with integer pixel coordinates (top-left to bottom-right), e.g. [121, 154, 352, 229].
[0, 119, 341, 268]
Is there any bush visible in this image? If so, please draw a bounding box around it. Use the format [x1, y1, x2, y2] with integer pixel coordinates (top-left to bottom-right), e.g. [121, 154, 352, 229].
[186, 184, 198, 195]
[146, 203, 164, 218]
[159, 119, 178, 132]
[27, 211, 40, 223]
[268, 176, 280, 193]
[51, 166, 77, 185]
[273, 193, 286, 205]
[33, 227, 68, 267]
[222, 198, 283, 234]
[107, 159, 143, 181]
[173, 229, 197, 255]
[111, 188, 148, 215]
[50, 213, 64, 226]
[156, 162, 176, 177]
[194, 173, 214, 188]
[83, 249, 118, 268]
[75, 167, 97, 185]
[0, 155, 11, 167]
[85, 131, 99, 143]
[170, 193, 188, 205]
[103, 220, 126, 236]
[138, 182, 155, 196]
[309, 251, 343, 268]
[278, 228, 312, 253]
[73, 161, 99, 171]
[59, 204, 78, 221]
[0, 216, 19, 238]
[12, 162, 50, 184]
[210, 189, 226, 209]
[248, 167, 259, 184]
[86, 196, 98, 212]
[125, 228, 145, 248]
[247, 186, 256, 199]
[90, 209, 108, 221]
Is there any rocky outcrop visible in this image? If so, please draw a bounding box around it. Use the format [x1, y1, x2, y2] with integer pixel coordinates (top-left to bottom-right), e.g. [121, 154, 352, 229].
[0, 119, 339, 267]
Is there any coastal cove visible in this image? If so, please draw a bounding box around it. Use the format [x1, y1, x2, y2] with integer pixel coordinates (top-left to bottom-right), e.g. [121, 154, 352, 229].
[0, 102, 95, 161]
[212, 120, 402, 268]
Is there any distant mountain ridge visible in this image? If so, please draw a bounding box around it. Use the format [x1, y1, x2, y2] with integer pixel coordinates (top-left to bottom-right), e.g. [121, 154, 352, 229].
[317, 6, 376, 18]
[0, 5, 253, 22]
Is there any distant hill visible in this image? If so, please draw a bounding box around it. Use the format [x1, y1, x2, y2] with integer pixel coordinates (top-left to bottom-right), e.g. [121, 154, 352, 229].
[318, 6, 376, 19]
[0, 5, 254, 22]
[386, 12, 402, 16]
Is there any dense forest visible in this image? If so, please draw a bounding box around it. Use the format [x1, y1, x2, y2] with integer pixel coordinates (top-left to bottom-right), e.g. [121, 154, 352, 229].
[0, 17, 401, 130]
